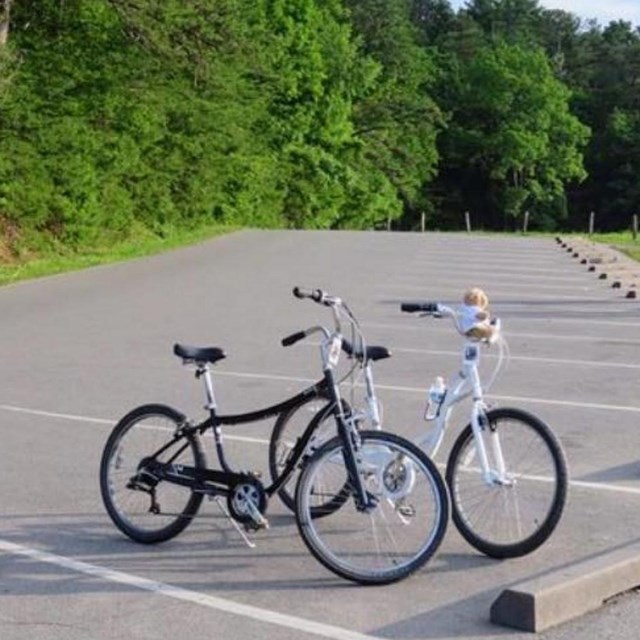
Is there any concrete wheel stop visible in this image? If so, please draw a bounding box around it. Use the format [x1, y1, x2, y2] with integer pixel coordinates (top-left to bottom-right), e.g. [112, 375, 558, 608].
[491, 543, 640, 632]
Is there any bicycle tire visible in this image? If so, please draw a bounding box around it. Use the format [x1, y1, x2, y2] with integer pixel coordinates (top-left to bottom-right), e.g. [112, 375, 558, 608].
[269, 396, 353, 517]
[100, 404, 205, 544]
[446, 407, 568, 559]
[295, 430, 449, 585]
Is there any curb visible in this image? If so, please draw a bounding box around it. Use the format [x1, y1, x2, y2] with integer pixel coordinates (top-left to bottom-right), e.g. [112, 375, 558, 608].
[555, 236, 638, 300]
[490, 543, 640, 632]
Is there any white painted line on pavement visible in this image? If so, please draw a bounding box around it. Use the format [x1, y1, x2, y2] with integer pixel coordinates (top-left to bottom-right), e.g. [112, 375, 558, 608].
[388, 284, 607, 301]
[570, 479, 640, 496]
[192, 371, 640, 414]
[365, 322, 640, 343]
[399, 272, 592, 285]
[2, 403, 640, 495]
[0, 404, 270, 445]
[409, 260, 588, 274]
[0, 540, 378, 640]
[3, 366, 640, 419]
[300, 341, 640, 370]
[386, 385, 640, 414]
[387, 347, 640, 370]
[0, 404, 113, 424]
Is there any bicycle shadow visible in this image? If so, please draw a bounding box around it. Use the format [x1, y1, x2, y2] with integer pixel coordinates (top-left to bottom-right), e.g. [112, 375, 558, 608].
[576, 462, 640, 484]
[0, 511, 347, 595]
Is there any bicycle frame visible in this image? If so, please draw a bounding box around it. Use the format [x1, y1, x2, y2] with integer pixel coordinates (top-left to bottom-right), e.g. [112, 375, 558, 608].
[199, 366, 329, 478]
[407, 305, 509, 486]
[150, 288, 376, 515]
[151, 368, 331, 495]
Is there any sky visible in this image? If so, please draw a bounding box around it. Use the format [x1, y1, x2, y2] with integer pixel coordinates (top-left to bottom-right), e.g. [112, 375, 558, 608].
[448, 0, 640, 27]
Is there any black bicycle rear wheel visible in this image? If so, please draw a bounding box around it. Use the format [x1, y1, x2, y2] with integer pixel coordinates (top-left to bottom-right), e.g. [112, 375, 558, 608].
[100, 404, 205, 543]
[269, 397, 353, 517]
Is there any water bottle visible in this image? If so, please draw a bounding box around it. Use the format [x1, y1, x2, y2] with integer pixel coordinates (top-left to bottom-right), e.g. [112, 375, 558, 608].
[424, 376, 446, 421]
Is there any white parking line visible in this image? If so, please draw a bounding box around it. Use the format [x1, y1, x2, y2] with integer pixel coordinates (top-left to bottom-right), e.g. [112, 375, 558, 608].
[301, 341, 640, 370]
[409, 260, 589, 274]
[385, 347, 640, 370]
[388, 284, 607, 300]
[0, 540, 377, 640]
[0, 403, 271, 445]
[570, 479, 640, 496]
[401, 271, 589, 284]
[365, 323, 640, 344]
[2, 402, 640, 497]
[203, 371, 640, 414]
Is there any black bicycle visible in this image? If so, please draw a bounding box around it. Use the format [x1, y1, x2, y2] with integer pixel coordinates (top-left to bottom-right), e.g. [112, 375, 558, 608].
[100, 288, 449, 585]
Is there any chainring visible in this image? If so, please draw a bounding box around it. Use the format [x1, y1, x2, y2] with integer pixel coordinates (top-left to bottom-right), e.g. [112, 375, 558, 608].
[226, 475, 267, 524]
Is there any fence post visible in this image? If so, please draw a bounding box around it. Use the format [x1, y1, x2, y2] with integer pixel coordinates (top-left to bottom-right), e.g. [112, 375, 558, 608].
[633, 214, 638, 241]
[421, 212, 426, 233]
[588, 211, 595, 236]
[464, 211, 471, 233]
[523, 210, 530, 234]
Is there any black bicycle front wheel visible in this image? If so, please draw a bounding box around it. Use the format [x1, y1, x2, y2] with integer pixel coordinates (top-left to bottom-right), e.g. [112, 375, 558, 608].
[100, 404, 205, 543]
[446, 407, 568, 559]
[295, 431, 449, 585]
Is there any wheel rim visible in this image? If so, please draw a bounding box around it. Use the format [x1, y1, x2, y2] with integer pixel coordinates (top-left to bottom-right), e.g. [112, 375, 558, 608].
[298, 434, 446, 582]
[105, 413, 199, 535]
[450, 416, 561, 549]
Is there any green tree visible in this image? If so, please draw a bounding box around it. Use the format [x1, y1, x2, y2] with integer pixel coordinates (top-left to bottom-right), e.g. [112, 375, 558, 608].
[463, 0, 543, 43]
[435, 40, 589, 229]
[0, 0, 286, 249]
[566, 21, 640, 230]
[0, 0, 11, 46]
[346, 0, 443, 228]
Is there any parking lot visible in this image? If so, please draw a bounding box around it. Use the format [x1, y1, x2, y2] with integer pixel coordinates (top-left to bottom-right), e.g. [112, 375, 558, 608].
[1, 230, 639, 639]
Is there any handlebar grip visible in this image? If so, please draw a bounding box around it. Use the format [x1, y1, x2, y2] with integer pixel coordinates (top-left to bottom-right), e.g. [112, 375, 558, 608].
[293, 287, 323, 302]
[401, 302, 439, 313]
[281, 330, 307, 347]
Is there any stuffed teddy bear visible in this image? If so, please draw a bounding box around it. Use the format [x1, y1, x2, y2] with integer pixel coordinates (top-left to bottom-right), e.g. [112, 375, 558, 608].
[459, 287, 495, 340]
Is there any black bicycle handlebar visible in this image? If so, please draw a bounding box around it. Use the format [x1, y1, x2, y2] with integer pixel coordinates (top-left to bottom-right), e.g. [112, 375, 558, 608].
[293, 286, 324, 303]
[401, 302, 439, 314]
[281, 330, 307, 347]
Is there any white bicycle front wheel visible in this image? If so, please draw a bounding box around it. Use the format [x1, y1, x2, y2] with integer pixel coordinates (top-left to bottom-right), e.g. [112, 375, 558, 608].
[446, 407, 568, 558]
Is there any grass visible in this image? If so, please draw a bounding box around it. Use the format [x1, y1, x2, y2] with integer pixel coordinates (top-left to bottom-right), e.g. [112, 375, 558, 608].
[582, 231, 640, 263]
[0, 223, 237, 287]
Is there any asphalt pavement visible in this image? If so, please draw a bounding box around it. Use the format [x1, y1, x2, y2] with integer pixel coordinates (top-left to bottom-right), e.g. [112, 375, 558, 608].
[0, 230, 639, 640]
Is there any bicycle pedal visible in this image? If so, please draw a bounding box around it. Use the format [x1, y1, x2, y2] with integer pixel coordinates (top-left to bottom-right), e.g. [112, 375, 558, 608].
[397, 504, 416, 518]
[243, 516, 269, 532]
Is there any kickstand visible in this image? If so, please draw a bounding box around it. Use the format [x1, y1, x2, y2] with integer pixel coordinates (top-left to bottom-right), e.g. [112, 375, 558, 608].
[211, 496, 256, 549]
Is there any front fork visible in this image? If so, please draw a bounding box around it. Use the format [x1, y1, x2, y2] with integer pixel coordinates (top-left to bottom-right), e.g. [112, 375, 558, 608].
[326, 369, 375, 511]
[470, 400, 508, 486]
[465, 342, 510, 486]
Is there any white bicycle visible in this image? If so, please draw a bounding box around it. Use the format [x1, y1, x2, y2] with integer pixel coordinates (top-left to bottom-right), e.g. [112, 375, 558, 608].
[270, 297, 568, 559]
[401, 300, 568, 558]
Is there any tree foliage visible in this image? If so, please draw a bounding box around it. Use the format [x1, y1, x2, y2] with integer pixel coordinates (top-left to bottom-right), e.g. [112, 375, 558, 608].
[0, 0, 637, 252]
[433, 40, 589, 228]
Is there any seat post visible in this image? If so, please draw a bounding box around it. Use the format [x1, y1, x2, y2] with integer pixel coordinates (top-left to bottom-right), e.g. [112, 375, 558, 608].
[198, 363, 218, 412]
